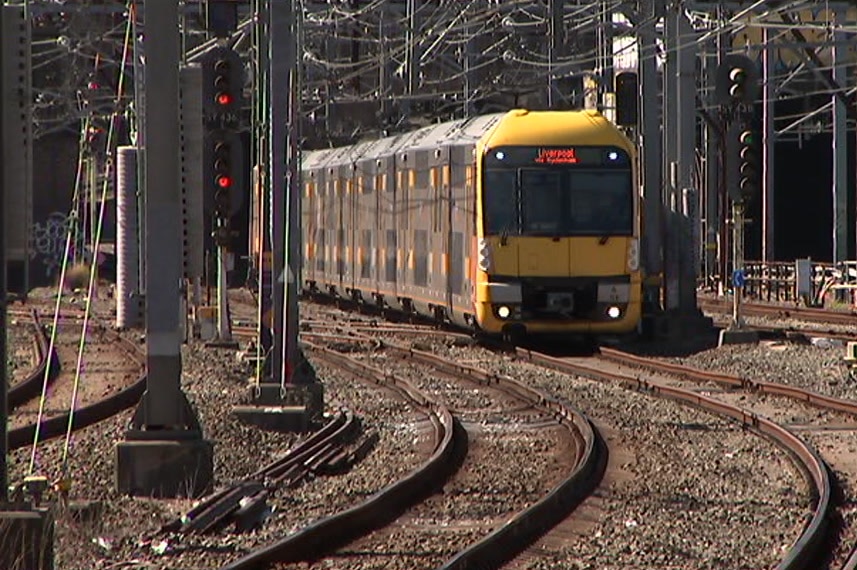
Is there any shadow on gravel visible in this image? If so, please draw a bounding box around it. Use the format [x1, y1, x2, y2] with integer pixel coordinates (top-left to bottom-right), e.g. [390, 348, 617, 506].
[608, 328, 723, 358]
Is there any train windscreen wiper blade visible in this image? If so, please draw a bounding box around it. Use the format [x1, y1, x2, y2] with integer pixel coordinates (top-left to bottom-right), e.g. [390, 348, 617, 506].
[500, 224, 511, 246]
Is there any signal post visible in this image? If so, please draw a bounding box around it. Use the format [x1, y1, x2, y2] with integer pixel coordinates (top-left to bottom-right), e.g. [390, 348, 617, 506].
[1, 6, 55, 566]
[716, 54, 759, 347]
[201, 46, 243, 348]
[232, 0, 323, 433]
[115, 1, 213, 499]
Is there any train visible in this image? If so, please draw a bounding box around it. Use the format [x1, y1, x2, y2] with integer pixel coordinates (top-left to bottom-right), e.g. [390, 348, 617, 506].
[261, 109, 643, 339]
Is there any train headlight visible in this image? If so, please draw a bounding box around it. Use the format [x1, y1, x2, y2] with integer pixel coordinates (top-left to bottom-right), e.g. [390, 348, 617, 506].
[497, 306, 511, 319]
[478, 238, 493, 272]
[607, 306, 622, 319]
[627, 238, 639, 272]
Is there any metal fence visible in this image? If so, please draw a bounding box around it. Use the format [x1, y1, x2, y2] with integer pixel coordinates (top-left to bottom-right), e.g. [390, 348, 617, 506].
[711, 259, 857, 306]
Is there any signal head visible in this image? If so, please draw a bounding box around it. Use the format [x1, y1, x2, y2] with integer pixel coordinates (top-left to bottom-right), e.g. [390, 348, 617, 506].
[728, 67, 746, 84]
[215, 174, 233, 189]
[739, 130, 756, 146]
[716, 54, 758, 106]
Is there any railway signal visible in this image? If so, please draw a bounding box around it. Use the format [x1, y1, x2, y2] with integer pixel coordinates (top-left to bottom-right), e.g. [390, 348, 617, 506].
[738, 128, 760, 200]
[201, 46, 243, 126]
[614, 71, 638, 127]
[205, 131, 243, 220]
[715, 54, 758, 107]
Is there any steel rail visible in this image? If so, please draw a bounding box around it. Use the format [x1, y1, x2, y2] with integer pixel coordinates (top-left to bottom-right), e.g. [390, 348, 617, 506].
[8, 328, 145, 451]
[220, 338, 461, 569]
[371, 336, 605, 570]
[162, 409, 360, 535]
[8, 309, 61, 409]
[699, 297, 857, 327]
[525, 346, 833, 570]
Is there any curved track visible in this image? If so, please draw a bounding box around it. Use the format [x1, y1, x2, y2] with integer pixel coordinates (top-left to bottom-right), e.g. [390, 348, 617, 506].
[220, 326, 604, 570]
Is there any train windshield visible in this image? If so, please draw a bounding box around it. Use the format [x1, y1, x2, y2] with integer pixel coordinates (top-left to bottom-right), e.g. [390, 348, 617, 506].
[482, 146, 633, 237]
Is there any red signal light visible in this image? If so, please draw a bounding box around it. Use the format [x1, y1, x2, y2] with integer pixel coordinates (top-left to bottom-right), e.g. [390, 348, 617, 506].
[216, 174, 233, 189]
[216, 92, 233, 106]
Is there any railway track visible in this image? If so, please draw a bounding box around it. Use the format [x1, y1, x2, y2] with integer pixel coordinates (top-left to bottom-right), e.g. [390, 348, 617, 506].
[7, 309, 60, 409]
[215, 326, 603, 570]
[7, 310, 145, 452]
[596, 345, 857, 569]
[698, 296, 857, 340]
[301, 318, 832, 568]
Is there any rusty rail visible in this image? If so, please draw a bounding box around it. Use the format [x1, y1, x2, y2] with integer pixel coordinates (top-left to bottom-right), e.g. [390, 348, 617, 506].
[220, 338, 461, 569]
[591, 346, 836, 570]
[9, 309, 61, 409]
[9, 327, 145, 450]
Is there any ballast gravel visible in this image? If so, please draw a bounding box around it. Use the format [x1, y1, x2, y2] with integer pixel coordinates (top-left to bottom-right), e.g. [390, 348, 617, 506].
[2, 295, 833, 570]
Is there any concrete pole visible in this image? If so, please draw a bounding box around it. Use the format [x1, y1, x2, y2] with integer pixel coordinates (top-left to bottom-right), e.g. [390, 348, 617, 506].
[0, 2, 8, 501]
[116, 146, 140, 328]
[639, 0, 662, 301]
[402, 0, 420, 117]
[269, 0, 302, 384]
[142, 0, 184, 426]
[270, 0, 288, 384]
[703, 44, 720, 287]
[762, 25, 775, 263]
[284, 0, 303, 384]
[548, 0, 562, 108]
[662, 4, 679, 311]
[832, 7, 847, 264]
[216, 243, 232, 341]
[675, 7, 698, 310]
[731, 202, 745, 328]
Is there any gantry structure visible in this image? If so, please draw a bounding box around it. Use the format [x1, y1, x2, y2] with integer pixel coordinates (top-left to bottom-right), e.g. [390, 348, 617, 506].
[4, 0, 857, 299]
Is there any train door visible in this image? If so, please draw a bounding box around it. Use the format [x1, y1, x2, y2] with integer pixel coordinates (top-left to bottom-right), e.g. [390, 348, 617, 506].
[442, 160, 453, 316]
[448, 145, 471, 326]
[317, 169, 329, 285]
[396, 153, 410, 308]
[345, 164, 357, 299]
[371, 159, 382, 301]
[334, 171, 344, 294]
[303, 172, 315, 287]
[381, 157, 398, 309]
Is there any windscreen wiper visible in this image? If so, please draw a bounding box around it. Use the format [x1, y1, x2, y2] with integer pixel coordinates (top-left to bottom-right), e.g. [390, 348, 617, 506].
[500, 224, 510, 246]
[598, 235, 610, 245]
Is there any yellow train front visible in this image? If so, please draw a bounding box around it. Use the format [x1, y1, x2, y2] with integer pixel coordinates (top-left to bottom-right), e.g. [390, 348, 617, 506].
[300, 109, 642, 339]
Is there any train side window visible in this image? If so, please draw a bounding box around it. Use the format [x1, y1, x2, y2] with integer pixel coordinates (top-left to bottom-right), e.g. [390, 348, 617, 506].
[399, 169, 410, 229]
[431, 167, 440, 232]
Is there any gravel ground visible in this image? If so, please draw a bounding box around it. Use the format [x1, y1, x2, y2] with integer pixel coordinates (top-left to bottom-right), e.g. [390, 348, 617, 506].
[8, 306, 431, 569]
[288, 335, 579, 570]
[357, 331, 807, 570]
[644, 321, 857, 570]
[6, 318, 36, 384]
[2, 292, 831, 569]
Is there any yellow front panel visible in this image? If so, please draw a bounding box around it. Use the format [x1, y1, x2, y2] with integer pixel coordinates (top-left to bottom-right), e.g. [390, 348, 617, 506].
[483, 236, 517, 275]
[518, 238, 570, 276]
[571, 237, 630, 276]
[481, 236, 630, 278]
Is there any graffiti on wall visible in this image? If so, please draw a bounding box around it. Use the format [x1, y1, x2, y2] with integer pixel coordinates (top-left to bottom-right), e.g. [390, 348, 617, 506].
[29, 211, 70, 278]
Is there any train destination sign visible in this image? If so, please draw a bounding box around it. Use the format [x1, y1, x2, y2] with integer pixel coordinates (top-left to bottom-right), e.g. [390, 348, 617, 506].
[485, 146, 629, 168]
[535, 148, 579, 164]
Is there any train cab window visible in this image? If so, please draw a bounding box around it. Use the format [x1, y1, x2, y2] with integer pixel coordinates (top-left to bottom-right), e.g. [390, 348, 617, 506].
[482, 170, 518, 235]
[567, 171, 633, 235]
[520, 170, 563, 235]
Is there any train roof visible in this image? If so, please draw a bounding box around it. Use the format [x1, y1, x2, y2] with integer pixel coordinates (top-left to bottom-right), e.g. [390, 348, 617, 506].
[300, 109, 631, 170]
[484, 109, 632, 152]
[301, 113, 504, 170]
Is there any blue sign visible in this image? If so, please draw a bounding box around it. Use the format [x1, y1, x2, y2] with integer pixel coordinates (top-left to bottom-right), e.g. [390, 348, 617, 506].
[732, 269, 746, 288]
